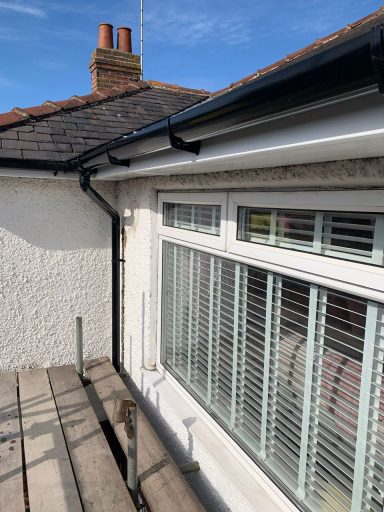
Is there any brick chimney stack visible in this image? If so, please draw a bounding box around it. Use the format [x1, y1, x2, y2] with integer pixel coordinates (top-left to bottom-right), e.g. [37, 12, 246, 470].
[89, 23, 141, 91]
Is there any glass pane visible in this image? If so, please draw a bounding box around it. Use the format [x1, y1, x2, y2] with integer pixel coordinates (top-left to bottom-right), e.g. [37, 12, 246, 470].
[237, 206, 384, 266]
[322, 212, 375, 258]
[305, 290, 366, 512]
[161, 241, 381, 512]
[163, 202, 221, 235]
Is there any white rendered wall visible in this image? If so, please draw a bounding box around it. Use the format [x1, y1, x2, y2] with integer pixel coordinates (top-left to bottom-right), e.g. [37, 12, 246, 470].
[0, 177, 115, 371]
[117, 157, 384, 512]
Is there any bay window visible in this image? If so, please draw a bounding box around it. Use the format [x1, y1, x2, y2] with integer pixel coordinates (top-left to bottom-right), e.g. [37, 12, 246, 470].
[158, 191, 384, 512]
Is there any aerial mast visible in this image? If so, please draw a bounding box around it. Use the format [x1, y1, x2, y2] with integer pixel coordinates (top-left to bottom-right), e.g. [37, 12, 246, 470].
[140, 0, 144, 79]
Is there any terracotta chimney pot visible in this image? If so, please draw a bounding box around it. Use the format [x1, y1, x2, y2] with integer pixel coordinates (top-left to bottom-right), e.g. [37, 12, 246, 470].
[98, 23, 114, 49]
[117, 27, 132, 52]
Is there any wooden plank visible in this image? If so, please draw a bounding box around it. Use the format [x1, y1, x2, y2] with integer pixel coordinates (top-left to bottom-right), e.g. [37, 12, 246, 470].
[18, 368, 82, 512]
[48, 365, 136, 512]
[0, 371, 25, 512]
[85, 357, 204, 512]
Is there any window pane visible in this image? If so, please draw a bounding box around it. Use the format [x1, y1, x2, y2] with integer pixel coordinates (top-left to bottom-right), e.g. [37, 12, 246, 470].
[237, 207, 384, 266]
[162, 241, 384, 512]
[163, 202, 221, 235]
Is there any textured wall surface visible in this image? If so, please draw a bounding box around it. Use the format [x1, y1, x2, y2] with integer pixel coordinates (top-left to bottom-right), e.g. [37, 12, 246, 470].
[117, 157, 384, 512]
[0, 177, 116, 371]
[2, 158, 384, 510]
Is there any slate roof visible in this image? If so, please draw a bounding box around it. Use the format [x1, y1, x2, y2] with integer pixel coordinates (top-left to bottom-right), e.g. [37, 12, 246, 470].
[0, 7, 383, 166]
[0, 81, 208, 163]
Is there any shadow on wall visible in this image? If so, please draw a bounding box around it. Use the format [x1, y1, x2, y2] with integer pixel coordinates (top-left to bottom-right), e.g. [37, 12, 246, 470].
[0, 178, 114, 250]
[124, 373, 231, 512]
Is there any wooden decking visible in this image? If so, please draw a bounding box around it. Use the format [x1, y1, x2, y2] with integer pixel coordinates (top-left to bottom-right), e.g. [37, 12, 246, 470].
[85, 357, 204, 512]
[0, 360, 204, 512]
[0, 366, 136, 512]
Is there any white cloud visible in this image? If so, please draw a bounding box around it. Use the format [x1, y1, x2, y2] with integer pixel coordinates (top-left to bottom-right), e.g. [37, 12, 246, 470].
[0, 1, 46, 17]
[145, 3, 253, 47]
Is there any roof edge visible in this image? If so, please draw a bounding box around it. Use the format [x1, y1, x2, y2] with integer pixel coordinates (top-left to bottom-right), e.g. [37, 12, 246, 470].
[75, 24, 384, 171]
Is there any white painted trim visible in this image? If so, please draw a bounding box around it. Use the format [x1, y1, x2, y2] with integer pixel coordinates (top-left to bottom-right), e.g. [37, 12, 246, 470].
[228, 189, 384, 212]
[159, 234, 384, 302]
[226, 190, 384, 301]
[95, 92, 384, 180]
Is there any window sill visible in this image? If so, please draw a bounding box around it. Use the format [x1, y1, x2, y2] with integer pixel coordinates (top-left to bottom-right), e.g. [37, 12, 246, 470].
[141, 365, 300, 512]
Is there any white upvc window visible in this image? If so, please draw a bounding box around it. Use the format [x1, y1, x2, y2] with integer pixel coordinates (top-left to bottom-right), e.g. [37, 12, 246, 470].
[157, 190, 384, 512]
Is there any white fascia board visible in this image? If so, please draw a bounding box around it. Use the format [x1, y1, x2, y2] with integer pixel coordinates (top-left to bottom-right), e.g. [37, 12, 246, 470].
[95, 92, 384, 180]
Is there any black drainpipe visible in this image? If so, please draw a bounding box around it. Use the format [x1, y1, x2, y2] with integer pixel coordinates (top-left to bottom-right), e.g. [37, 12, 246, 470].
[78, 168, 121, 371]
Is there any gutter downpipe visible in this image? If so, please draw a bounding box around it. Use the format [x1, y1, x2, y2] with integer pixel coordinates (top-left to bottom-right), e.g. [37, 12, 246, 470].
[78, 168, 121, 372]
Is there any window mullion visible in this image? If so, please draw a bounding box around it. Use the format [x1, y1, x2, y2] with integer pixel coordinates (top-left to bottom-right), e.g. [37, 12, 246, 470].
[260, 271, 274, 459]
[269, 210, 277, 245]
[296, 283, 318, 499]
[313, 212, 324, 253]
[350, 300, 379, 512]
[230, 263, 241, 429]
[191, 205, 196, 231]
[371, 215, 384, 265]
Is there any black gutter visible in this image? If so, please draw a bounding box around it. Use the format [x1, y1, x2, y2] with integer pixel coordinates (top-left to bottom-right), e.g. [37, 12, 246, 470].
[78, 170, 121, 372]
[77, 24, 384, 168]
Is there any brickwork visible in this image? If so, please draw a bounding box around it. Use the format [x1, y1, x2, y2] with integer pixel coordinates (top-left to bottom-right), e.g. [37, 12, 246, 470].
[89, 47, 141, 91]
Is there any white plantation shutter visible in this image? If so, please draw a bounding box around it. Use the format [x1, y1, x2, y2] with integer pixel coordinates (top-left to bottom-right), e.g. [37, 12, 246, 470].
[237, 207, 384, 266]
[162, 241, 384, 512]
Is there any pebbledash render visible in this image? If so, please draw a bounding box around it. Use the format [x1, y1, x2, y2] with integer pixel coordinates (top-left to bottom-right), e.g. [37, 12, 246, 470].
[2, 9, 384, 512]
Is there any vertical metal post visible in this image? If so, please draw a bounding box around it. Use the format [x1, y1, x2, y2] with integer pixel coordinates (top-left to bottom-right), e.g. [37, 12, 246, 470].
[127, 403, 138, 502]
[140, 0, 144, 80]
[76, 316, 83, 378]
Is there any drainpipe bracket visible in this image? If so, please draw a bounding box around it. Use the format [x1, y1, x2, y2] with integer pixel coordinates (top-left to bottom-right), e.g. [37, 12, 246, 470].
[371, 24, 384, 94]
[168, 118, 201, 155]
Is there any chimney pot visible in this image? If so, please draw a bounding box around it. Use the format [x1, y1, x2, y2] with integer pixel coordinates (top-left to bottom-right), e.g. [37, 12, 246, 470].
[117, 27, 132, 52]
[90, 23, 141, 91]
[98, 23, 114, 49]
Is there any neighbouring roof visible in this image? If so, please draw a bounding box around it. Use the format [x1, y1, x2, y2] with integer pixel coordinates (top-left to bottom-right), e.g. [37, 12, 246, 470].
[0, 7, 383, 166]
[0, 81, 209, 163]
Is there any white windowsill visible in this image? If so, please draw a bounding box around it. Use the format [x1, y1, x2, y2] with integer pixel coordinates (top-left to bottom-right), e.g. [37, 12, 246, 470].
[141, 364, 301, 512]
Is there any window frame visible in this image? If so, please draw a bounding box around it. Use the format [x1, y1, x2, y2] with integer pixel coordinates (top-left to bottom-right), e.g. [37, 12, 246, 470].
[227, 190, 384, 303]
[158, 192, 228, 251]
[155, 189, 384, 512]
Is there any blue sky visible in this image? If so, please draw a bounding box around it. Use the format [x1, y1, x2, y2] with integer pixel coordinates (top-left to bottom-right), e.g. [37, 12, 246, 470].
[0, 0, 382, 112]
